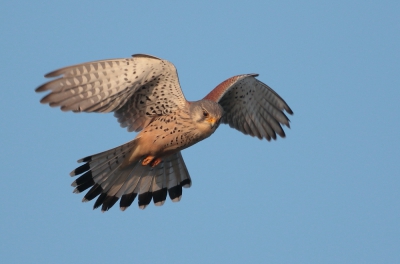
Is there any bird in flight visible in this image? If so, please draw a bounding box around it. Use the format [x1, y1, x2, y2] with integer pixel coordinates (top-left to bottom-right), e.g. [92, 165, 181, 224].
[36, 54, 293, 212]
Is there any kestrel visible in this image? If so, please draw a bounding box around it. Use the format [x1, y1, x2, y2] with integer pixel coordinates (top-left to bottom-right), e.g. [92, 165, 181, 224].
[36, 54, 293, 212]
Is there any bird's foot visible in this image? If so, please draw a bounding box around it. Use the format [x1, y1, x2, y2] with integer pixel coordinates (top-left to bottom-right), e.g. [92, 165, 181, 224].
[142, 155, 155, 166]
[142, 156, 162, 167]
[150, 158, 162, 167]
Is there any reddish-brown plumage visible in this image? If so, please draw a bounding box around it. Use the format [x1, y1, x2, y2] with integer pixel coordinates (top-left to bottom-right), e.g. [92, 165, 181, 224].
[203, 75, 241, 102]
[203, 74, 258, 102]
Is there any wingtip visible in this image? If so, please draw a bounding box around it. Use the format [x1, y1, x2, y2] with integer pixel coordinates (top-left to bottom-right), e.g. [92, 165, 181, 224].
[131, 54, 162, 60]
[44, 70, 63, 78]
[44, 73, 53, 78]
[35, 86, 44, 93]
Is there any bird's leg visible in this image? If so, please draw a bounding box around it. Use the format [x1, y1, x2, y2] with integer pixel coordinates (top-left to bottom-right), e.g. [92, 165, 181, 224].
[141, 155, 162, 167]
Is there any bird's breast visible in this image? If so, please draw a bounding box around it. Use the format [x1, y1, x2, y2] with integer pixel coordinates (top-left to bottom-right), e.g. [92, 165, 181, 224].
[137, 111, 205, 157]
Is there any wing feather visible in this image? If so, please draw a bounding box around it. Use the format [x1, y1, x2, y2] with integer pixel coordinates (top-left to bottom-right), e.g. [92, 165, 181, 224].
[36, 54, 187, 132]
[204, 75, 293, 140]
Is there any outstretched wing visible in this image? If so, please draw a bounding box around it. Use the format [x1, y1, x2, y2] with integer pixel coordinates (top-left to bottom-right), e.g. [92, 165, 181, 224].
[36, 54, 187, 132]
[204, 74, 293, 141]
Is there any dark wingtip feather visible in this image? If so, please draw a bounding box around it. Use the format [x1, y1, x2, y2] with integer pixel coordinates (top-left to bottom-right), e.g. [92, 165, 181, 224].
[39, 93, 54, 104]
[277, 126, 286, 138]
[44, 70, 64, 78]
[35, 84, 47, 93]
[36, 77, 63, 93]
[285, 106, 294, 115]
[271, 131, 277, 140]
[131, 54, 162, 60]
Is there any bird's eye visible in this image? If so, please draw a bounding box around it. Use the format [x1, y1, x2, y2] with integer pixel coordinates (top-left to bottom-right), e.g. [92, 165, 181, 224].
[203, 111, 209, 117]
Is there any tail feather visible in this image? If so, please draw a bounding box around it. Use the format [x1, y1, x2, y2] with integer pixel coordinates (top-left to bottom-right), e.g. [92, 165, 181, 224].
[152, 166, 168, 206]
[170, 152, 192, 201]
[82, 183, 102, 202]
[110, 164, 141, 198]
[137, 168, 155, 209]
[71, 140, 138, 198]
[119, 193, 137, 211]
[119, 164, 145, 197]
[119, 163, 148, 210]
[167, 154, 183, 202]
[70, 140, 192, 212]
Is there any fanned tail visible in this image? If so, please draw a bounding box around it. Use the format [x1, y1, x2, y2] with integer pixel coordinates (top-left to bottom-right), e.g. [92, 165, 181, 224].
[70, 140, 191, 212]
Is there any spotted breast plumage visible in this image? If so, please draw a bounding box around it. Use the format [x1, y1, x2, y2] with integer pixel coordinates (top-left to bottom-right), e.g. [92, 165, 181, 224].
[36, 54, 293, 212]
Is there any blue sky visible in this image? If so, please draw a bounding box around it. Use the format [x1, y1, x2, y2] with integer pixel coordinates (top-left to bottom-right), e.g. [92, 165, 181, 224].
[1, 1, 399, 263]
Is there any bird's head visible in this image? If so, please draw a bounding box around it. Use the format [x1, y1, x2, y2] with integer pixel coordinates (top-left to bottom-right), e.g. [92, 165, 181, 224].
[189, 100, 224, 136]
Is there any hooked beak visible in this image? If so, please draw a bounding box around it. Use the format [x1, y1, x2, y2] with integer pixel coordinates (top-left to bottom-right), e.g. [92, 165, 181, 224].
[207, 117, 217, 128]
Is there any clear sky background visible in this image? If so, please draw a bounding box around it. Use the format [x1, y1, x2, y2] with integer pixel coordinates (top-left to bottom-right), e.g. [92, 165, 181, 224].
[1, 1, 399, 263]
